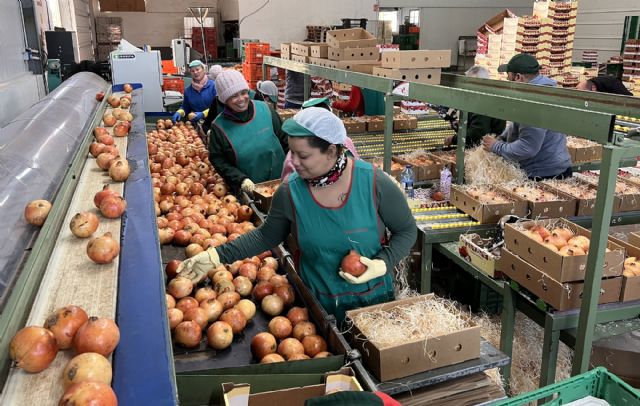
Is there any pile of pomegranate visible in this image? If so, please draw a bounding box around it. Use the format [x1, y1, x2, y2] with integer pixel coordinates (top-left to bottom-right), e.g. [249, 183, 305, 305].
[9, 305, 119, 404]
[152, 121, 333, 360]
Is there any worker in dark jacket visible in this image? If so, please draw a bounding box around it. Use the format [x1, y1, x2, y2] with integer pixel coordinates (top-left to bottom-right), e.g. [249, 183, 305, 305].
[177, 107, 417, 322]
[482, 54, 572, 180]
[172, 60, 217, 124]
[209, 69, 288, 193]
[576, 76, 633, 96]
[445, 66, 506, 147]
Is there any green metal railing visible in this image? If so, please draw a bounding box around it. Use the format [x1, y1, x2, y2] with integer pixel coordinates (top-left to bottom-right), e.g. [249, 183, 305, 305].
[263, 55, 640, 379]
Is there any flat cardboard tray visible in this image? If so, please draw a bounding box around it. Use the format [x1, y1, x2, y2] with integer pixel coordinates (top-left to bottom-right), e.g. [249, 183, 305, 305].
[253, 179, 281, 213]
[345, 294, 481, 382]
[503, 218, 625, 282]
[611, 232, 640, 302]
[326, 28, 377, 49]
[380, 50, 451, 69]
[328, 46, 380, 61]
[373, 67, 442, 85]
[499, 183, 577, 219]
[450, 185, 528, 224]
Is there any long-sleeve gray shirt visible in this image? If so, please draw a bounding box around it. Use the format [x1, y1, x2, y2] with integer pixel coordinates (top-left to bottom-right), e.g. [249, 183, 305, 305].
[491, 75, 572, 178]
[217, 167, 417, 272]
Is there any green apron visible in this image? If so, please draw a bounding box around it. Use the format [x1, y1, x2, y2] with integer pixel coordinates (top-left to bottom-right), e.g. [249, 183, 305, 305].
[213, 100, 285, 183]
[287, 160, 395, 322]
[361, 88, 385, 116]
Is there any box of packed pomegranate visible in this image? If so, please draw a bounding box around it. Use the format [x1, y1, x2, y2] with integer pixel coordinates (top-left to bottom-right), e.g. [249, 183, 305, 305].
[450, 184, 528, 224]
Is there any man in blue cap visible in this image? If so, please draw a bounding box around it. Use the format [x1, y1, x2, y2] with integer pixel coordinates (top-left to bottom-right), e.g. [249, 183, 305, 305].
[482, 53, 572, 180]
[172, 60, 217, 125]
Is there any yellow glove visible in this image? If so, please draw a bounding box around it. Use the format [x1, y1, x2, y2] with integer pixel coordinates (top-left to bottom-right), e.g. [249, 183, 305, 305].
[241, 178, 255, 193]
[176, 247, 221, 284]
[339, 257, 387, 284]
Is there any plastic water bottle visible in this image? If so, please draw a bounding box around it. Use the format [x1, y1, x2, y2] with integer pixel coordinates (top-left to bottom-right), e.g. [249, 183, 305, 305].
[440, 165, 452, 200]
[400, 165, 415, 198]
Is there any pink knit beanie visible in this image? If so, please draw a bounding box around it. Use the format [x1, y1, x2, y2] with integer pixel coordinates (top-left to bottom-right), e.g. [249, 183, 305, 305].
[215, 70, 249, 103]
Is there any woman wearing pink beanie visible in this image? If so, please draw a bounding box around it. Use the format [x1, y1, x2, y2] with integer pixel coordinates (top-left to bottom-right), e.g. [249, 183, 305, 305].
[210, 69, 288, 193]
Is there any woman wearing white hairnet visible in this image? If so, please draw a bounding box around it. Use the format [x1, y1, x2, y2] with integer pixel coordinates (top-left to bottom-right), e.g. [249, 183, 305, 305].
[177, 107, 417, 321]
[172, 60, 217, 125]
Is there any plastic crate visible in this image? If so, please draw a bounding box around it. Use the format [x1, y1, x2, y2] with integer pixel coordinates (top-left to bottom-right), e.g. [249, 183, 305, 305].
[162, 77, 184, 94]
[162, 60, 178, 75]
[242, 62, 264, 82]
[493, 367, 640, 405]
[244, 42, 270, 63]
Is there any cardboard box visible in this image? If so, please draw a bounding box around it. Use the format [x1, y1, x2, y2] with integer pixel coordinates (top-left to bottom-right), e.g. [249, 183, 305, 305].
[590, 332, 640, 384]
[342, 119, 366, 134]
[577, 175, 640, 212]
[345, 294, 481, 382]
[291, 42, 317, 56]
[617, 232, 640, 301]
[326, 28, 376, 49]
[222, 368, 362, 406]
[309, 44, 329, 58]
[393, 114, 418, 130]
[349, 63, 379, 74]
[253, 179, 281, 213]
[450, 185, 528, 224]
[503, 219, 625, 282]
[540, 179, 603, 216]
[365, 115, 385, 132]
[499, 183, 577, 219]
[328, 46, 379, 61]
[459, 234, 502, 278]
[500, 248, 622, 311]
[280, 43, 291, 60]
[395, 154, 442, 181]
[291, 54, 309, 64]
[381, 50, 451, 69]
[373, 67, 441, 85]
[567, 143, 603, 163]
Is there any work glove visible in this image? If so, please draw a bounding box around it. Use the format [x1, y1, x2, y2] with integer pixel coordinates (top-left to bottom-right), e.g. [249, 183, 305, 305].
[171, 110, 184, 123]
[175, 247, 221, 284]
[190, 111, 205, 124]
[241, 178, 255, 193]
[339, 257, 387, 284]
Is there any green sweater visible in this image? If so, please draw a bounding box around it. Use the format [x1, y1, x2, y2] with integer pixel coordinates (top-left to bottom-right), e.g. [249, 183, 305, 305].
[209, 101, 288, 191]
[217, 167, 418, 272]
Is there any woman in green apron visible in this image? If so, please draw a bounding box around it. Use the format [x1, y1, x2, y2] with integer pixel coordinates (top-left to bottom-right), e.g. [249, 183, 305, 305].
[178, 107, 417, 322]
[209, 69, 288, 193]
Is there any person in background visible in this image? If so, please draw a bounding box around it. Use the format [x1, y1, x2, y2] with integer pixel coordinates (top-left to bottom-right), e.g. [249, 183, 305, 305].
[444, 66, 506, 147]
[208, 64, 224, 81]
[177, 107, 417, 322]
[209, 70, 288, 193]
[255, 80, 279, 108]
[482, 54, 572, 180]
[281, 97, 360, 180]
[332, 85, 365, 116]
[172, 60, 217, 125]
[284, 70, 305, 108]
[576, 76, 633, 96]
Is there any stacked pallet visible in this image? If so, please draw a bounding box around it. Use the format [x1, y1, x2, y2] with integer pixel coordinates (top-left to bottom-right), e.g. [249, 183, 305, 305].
[302, 28, 381, 74]
[373, 49, 451, 85]
[582, 49, 598, 64]
[515, 16, 552, 68]
[191, 27, 217, 59]
[534, 0, 578, 79]
[623, 39, 640, 93]
[305, 25, 331, 43]
[96, 17, 123, 62]
[474, 10, 518, 79]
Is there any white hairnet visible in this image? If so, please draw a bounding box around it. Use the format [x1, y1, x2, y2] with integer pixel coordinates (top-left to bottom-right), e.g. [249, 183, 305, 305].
[292, 107, 346, 145]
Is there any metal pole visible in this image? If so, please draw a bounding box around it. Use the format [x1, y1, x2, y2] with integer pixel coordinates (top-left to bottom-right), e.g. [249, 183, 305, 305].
[383, 93, 395, 173]
[455, 111, 469, 184]
[571, 145, 623, 375]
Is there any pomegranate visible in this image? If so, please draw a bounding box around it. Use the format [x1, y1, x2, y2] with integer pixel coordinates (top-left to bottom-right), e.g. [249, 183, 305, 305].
[44, 305, 89, 350]
[73, 317, 120, 357]
[168, 308, 183, 329]
[302, 335, 327, 357]
[167, 276, 193, 299]
[183, 307, 208, 330]
[86, 232, 120, 264]
[261, 353, 285, 363]
[232, 276, 253, 297]
[268, 316, 292, 339]
[219, 308, 247, 334]
[102, 114, 116, 127]
[551, 227, 574, 242]
[89, 142, 106, 157]
[234, 299, 256, 321]
[262, 294, 284, 316]
[109, 159, 130, 181]
[94, 185, 119, 208]
[314, 351, 332, 358]
[252, 281, 274, 301]
[59, 381, 117, 406]
[200, 299, 224, 323]
[99, 196, 127, 219]
[251, 332, 277, 360]
[277, 338, 304, 360]
[96, 152, 118, 170]
[9, 326, 58, 372]
[70, 212, 99, 238]
[166, 294, 176, 309]
[123, 83, 133, 93]
[96, 91, 105, 101]
[165, 259, 182, 279]
[63, 352, 112, 389]
[113, 123, 129, 137]
[207, 321, 233, 350]
[194, 287, 216, 303]
[292, 321, 316, 342]
[174, 321, 202, 347]
[176, 297, 199, 313]
[340, 250, 367, 277]
[24, 199, 52, 226]
[107, 95, 120, 108]
[286, 307, 309, 326]
[274, 284, 295, 307]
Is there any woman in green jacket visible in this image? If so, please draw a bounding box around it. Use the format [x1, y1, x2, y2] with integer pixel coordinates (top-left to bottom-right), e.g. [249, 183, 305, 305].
[210, 69, 288, 193]
[177, 107, 417, 322]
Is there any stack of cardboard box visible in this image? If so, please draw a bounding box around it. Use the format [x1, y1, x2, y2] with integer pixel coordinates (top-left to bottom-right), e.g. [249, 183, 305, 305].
[372, 49, 451, 85]
[534, 0, 578, 79]
[474, 10, 517, 79]
[304, 28, 381, 74]
[623, 39, 640, 94]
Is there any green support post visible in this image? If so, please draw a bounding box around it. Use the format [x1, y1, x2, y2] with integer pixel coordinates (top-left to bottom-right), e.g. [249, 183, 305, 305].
[572, 145, 624, 375]
[420, 243, 433, 293]
[499, 285, 516, 390]
[383, 94, 395, 173]
[540, 314, 561, 388]
[303, 74, 310, 103]
[455, 111, 469, 184]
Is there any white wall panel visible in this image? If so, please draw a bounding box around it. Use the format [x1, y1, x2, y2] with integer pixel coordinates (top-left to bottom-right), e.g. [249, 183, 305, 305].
[238, 0, 376, 48]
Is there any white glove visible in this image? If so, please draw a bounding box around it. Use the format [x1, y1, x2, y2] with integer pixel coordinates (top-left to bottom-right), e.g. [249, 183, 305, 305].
[176, 247, 221, 284]
[241, 178, 255, 193]
[339, 257, 387, 284]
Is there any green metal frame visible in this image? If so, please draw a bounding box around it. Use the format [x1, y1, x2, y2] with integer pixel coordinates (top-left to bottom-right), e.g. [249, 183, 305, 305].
[264, 56, 640, 386]
[0, 87, 111, 383]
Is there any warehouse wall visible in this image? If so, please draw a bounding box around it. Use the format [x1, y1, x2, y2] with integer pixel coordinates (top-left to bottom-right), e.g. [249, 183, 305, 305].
[95, 0, 221, 48]
[574, 0, 640, 63]
[0, 0, 46, 127]
[221, 0, 239, 21]
[238, 0, 377, 48]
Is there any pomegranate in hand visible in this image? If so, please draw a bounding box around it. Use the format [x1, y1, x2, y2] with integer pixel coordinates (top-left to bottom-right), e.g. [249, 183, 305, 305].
[340, 250, 367, 277]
